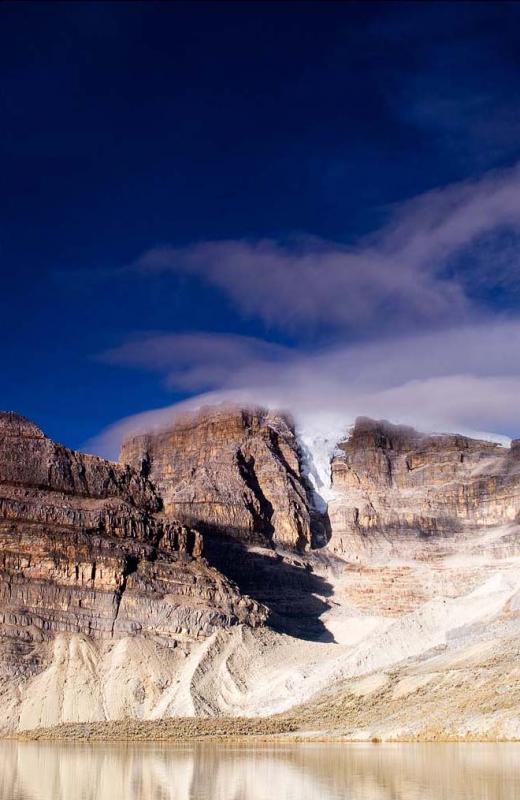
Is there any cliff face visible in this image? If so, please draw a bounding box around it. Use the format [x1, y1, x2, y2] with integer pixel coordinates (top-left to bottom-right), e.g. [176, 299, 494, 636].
[120, 406, 314, 552]
[0, 412, 265, 652]
[328, 416, 520, 556]
[121, 406, 520, 561]
[3, 406, 520, 740]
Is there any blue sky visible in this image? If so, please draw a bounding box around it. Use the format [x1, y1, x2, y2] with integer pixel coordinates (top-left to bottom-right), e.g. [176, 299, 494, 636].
[2, 2, 520, 454]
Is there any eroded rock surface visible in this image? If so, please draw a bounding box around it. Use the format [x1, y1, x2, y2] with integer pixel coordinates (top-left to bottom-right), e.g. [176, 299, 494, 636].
[0, 412, 265, 652]
[3, 407, 520, 740]
[120, 406, 314, 551]
[328, 416, 520, 557]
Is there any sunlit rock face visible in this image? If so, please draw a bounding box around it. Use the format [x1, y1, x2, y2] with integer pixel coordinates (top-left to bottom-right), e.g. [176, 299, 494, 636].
[3, 406, 520, 739]
[0, 412, 265, 650]
[120, 406, 314, 552]
[328, 416, 520, 558]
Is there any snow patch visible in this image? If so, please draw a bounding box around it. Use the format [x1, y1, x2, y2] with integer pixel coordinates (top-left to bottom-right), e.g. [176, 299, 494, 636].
[296, 412, 350, 512]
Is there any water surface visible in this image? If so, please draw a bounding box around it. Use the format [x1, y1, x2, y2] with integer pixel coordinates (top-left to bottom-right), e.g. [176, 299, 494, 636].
[1, 740, 519, 799]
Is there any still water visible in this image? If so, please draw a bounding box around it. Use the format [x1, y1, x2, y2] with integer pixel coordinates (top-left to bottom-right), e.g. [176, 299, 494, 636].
[1, 740, 520, 800]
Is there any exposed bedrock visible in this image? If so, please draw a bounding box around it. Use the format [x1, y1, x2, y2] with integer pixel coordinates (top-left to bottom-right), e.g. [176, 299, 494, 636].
[329, 416, 520, 557]
[3, 407, 520, 736]
[0, 412, 265, 652]
[120, 406, 319, 552]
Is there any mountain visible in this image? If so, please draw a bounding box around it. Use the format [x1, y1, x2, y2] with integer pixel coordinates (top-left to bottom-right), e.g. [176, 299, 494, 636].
[1, 407, 520, 740]
[120, 406, 316, 551]
[329, 416, 520, 556]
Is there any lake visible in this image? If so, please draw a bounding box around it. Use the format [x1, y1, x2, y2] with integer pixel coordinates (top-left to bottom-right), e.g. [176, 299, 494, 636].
[1, 740, 519, 799]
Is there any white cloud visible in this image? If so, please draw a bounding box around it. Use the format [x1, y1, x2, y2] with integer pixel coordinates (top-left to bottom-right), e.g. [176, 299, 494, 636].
[99, 332, 291, 391]
[133, 164, 520, 332]
[89, 165, 520, 462]
[91, 319, 520, 459]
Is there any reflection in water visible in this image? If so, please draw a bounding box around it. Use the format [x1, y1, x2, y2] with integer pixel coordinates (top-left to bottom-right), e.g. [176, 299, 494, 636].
[1, 740, 520, 800]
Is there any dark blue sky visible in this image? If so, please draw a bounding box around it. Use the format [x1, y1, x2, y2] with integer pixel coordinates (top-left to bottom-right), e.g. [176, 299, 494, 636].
[2, 2, 520, 451]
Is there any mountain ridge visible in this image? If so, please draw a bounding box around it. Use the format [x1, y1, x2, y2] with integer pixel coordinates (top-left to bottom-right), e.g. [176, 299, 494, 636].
[1, 406, 520, 739]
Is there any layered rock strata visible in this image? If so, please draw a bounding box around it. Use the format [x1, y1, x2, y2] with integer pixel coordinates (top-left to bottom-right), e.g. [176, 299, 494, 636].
[0, 412, 265, 650]
[120, 406, 314, 551]
[3, 406, 520, 739]
[328, 416, 520, 557]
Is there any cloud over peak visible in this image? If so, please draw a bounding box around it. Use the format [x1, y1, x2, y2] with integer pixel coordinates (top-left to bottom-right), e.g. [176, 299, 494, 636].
[93, 319, 520, 458]
[90, 163, 520, 457]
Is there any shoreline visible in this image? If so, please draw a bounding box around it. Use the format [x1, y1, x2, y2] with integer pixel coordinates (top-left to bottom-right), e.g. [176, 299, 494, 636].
[7, 718, 520, 745]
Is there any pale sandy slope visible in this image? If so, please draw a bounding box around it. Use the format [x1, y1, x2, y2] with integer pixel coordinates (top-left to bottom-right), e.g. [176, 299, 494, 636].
[3, 521, 520, 740]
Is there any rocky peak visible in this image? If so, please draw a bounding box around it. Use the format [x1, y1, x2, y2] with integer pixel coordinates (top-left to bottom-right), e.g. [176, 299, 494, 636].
[0, 412, 46, 439]
[4, 407, 520, 738]
[0, 413, 265, 650]
[0, 410, 161, 511]
[510, 438, 520, 457]
[328, 416, 519, 556]
[120, 405, 315, 552]
[342, 416, 423, 451]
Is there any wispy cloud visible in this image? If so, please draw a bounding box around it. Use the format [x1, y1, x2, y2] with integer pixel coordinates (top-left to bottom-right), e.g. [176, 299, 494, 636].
[88, 164, 520, 457]
[91, 319, 520, 458]
[132, 164, 520, 333]
[99, 332, 292, 391]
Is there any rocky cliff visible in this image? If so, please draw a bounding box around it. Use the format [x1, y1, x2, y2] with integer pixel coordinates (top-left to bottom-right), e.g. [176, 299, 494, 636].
[120, 406, 314, 551]
[328, 416, 520, 557]
[0, 411, 265, 654]
[2, 406, 520, 740]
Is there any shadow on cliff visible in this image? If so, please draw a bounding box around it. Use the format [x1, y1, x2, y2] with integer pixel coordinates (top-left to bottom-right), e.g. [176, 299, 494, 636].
[202, 528, 335, 643]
